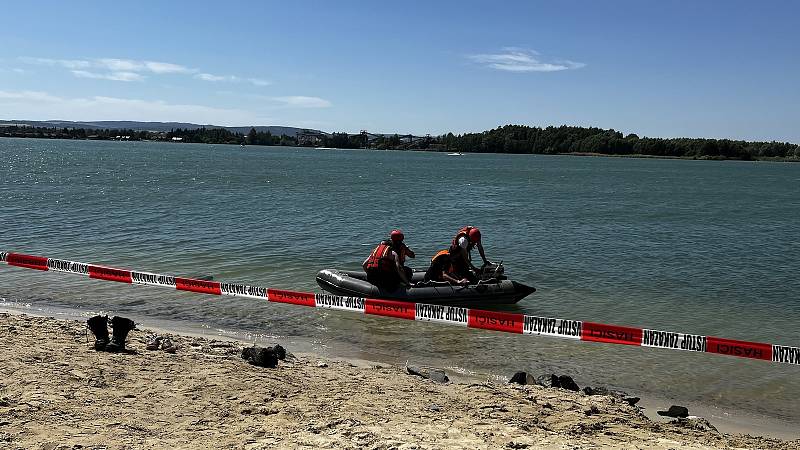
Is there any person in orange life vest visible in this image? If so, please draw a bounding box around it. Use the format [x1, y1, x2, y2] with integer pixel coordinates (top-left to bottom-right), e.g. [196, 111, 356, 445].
[448, 226, 490, 284]
[423, 249, 470, 285]
[362, 229, 413, 288]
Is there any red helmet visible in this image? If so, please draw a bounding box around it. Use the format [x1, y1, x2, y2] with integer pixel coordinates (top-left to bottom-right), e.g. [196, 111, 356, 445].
[468, 227, 481, 243]
[390, 229, 404, 242]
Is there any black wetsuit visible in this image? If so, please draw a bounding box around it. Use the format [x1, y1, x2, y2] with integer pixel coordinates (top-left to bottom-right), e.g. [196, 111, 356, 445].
[449, 251, 478, 284]
[423, 255, 451, 282]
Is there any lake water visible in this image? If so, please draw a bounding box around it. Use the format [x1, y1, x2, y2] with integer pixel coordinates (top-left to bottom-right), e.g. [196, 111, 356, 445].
[1, 138, 798, 429]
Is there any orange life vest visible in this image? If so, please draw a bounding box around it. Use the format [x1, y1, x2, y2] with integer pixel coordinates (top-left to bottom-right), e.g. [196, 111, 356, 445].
[450, 226, 476, 253]
[363, 242, 396, 272]
[432, 249, 452, 269]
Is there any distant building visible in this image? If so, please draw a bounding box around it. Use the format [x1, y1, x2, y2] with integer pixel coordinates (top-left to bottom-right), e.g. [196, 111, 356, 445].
[297, 129, 326, 146]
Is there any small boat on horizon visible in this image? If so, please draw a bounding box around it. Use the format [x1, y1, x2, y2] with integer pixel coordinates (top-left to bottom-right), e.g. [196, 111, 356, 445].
[447, 152, 465, 156]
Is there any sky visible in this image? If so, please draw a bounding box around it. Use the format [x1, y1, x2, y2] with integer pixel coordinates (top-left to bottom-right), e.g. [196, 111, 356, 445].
[1, 0, 798, 142]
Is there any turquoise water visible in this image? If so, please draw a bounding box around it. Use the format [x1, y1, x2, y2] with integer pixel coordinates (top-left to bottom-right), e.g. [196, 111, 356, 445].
[1, 138, 798, 424]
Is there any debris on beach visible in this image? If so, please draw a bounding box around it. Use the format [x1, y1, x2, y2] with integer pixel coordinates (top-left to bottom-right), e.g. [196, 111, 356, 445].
[86, 315, 109, 350]
[508, 371, 535, 385]
[86, 315, 136, 353]
[405, 364, 449, 383]
[671, 416, 719, 433]
[146, 334, 163, 350]
[583, 386, 641, 407]
[272, 344, 288, 360]
[535, 374, 580, 392]
[145, 334, 178, 353]
[657, 405, 690, 418]
[161, 337, 177, 353]
[241, 345, 288, 368]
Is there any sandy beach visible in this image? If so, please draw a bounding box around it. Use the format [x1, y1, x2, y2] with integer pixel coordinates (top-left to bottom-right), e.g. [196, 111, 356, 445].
[0, 313, 796, 449]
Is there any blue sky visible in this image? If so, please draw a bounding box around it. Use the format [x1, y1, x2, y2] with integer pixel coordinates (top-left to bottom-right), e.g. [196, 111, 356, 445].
[1, 0, 798, 142]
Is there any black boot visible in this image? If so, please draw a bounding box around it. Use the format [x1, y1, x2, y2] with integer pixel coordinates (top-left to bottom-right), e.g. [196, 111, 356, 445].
[87, 315, 109, 351]
[105, 316, 137, 353]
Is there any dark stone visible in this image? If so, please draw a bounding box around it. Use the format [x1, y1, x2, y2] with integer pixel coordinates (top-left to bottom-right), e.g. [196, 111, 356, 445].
[254, 348, 278, 368]
[624, 396, 641, 407]
[557, 375, 579, 392]
[406, 365, 426, 378]
[273, 344, 287, 360]
[534, 373, 580, 391]
[429, 369, 449, 384]
[509, 371, 534, 385]
[657, 405, 689, 418]
[583, 386, 609, 396]
[241, 347, 256, 361]
[533, 374, 555, 388]
[241, 346, 278, 368]
[406, 365, 449, 384]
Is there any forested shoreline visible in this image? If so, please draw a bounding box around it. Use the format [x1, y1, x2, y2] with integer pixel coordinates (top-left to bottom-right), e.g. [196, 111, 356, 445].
[2, 124, 797, 160]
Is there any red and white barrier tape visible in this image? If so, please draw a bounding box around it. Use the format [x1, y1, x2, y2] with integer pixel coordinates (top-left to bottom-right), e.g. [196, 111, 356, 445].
[1, 251, 798, 365]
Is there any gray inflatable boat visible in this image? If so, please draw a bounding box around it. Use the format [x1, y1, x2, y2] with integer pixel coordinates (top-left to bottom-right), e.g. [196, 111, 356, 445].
[315, 266, 535, 306]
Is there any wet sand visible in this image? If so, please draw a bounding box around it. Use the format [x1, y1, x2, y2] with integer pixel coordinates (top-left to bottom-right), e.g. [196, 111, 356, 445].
[0, 313, 797, 449]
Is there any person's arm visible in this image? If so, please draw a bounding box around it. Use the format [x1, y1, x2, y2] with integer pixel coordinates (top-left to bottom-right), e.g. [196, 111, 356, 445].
[442, 272, 469, 285]
[457, 247, 477, 272]
[403, 244, 415, 259]
[476, 242, 489, 265]
[393, 252, 410, 285]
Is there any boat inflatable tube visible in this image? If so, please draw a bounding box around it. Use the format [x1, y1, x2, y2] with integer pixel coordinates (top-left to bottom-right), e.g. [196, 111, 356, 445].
[315, 269, 535, 305]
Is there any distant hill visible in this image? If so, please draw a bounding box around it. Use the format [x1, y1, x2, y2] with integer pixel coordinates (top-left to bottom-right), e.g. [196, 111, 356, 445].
[0, 120, 324, 137]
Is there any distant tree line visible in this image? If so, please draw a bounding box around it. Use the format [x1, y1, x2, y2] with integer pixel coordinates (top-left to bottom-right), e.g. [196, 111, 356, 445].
[0, 126, 150, 141]
[308, 125, 799, 159]
[434, 125, 799, 160]
[2, 124, 798, 160]
[0, 125, 299, 146]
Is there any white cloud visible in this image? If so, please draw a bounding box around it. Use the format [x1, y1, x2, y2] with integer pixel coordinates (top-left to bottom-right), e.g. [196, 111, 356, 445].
[96, 58, 143, 72]
[272, 96, 332, 108]
[468, 48, 585, 72]
[20, 57, 91, 69]
[91, 59, 192, 74]
[19, 56, 271, 87]
[0, 90, 62, 102]
[71, 70, 145, 82]
[144, 61, 193, 74]
[0, 90, 271, 126]
[248, 78, 271, 87]
[195, 73, 271, 87]
[195, 73, 240, 82]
